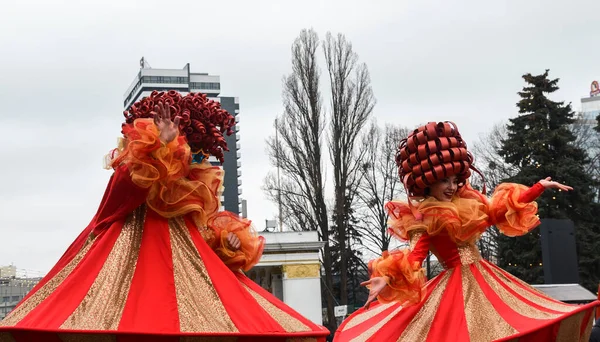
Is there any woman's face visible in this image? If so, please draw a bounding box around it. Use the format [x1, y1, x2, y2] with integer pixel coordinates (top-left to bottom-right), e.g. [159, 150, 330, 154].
[429, 175, 459, 202]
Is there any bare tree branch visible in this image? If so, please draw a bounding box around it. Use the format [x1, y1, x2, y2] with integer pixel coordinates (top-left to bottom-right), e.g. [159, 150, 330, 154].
[323, 32, 375, 305]
[354, 122, 411, 259]
[262, 28, 337, 329]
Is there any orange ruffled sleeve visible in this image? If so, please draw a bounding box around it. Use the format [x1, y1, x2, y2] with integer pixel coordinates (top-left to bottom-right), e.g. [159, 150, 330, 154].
[385, 201, 428, 241]
[488, 183, 541, 237]
[110, 118, 224, 228]
[208, 212, 266, 272]
[368, 245, 426, 305]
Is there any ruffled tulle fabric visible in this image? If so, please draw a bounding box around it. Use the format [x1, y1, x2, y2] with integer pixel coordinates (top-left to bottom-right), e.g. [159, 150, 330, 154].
[386, 182, 541, 243]
[385, 201, 428, 241]
[110, 118, 222, 228]
[208, 211, 266, 272]
[109, 118, 263, 270]
[368, 249, 426, 305]
[488, 183, 541, 237]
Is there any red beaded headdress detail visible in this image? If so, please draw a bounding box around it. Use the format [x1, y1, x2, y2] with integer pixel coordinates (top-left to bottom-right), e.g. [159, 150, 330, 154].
[396, 121, 485, 197]
[123, 90, 235, 163]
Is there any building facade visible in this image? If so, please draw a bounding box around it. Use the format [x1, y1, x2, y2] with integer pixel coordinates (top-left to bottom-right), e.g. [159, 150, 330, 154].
[0, 266, 41, 320]
[578, 80, 600, 201]
[123, 58, 242, 215]
[246, 231, 325, 325]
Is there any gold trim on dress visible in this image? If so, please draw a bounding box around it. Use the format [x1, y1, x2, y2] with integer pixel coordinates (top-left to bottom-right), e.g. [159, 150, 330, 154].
[60, 206, 146, 330]
[0, 236, 96, 326]
[457, 243, 481, 265]
[341, 302, 397, 331]
[240, 283, 311, 332]
[398, 270, 452, 341]
[487, 265, 575, 313]
[556, 310, 586, 342]
[475, 263, 560, 320]
[169, 217, 238, 333]
[461, 266, 517, 340]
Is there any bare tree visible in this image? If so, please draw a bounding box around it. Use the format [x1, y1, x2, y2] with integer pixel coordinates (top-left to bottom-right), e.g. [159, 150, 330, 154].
[471, 122, 516, 190]
[323, 32, 376, 306]
[355, 122, 410, 258]
[470, 122, 518, 263]
[263, 28, 337, 328]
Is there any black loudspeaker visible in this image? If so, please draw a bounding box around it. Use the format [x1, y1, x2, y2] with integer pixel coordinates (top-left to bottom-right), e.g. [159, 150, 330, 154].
[539, 219, 579, 284]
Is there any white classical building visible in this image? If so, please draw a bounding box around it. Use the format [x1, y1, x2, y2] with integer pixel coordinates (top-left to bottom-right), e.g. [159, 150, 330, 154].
[247, 231, 325, 325]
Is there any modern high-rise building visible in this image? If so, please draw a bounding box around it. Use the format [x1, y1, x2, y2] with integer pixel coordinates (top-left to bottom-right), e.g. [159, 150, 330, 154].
[123, 58, 243, 215]
[578, 80, 600, 201]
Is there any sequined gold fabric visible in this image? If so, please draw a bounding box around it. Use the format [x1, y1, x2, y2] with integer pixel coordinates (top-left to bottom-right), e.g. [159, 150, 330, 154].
[58, 333, 117, 342]
[60, 206, 146, 330]
[581, 313, 595, 342]
[397, 271, 452, 341]
[341, 301, 397, 331]
[169, 217, 238, 332]
[475, 263, 560, 320]
[556, 310, 586, 342]
[0, 236, 95, 326]
[409, 230, 425, 250]
[240, 282, 310, 332]
[457, 243, 481, 265]
[353, 306, 404, 341]
[461, 266, 517, 340]
[488, 265, 575, 313]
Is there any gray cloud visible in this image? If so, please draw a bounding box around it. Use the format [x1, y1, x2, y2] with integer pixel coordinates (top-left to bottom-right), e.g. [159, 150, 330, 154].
[1, 0, 599, 274]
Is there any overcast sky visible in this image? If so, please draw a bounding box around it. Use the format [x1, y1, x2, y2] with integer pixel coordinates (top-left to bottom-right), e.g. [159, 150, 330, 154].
[1, 0, 598, 276]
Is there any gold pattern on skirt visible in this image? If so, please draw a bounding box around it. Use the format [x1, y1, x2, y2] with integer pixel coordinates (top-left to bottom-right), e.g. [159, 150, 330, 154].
[461, 266, 517, 341]
[169, 217, 238, 333]
[581, 313, 595, 342]
[397, 271, 452, 341]
[556, 310, 586, 342]
[457, 243, 481, 265]
[409, 230, 425, 250]
[60, 206, 146, 330]
[341, 301, 397, 331]
[488, 265, 575, 313]
[240, 283, 310, 332]
[353, 306, 404, 342]
[0, 236, 96, 326]
[475, 263, 560, 320]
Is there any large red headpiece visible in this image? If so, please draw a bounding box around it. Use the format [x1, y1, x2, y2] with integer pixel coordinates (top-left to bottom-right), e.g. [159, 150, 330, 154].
[396, 121, 479, 197]
[123, 90, 235, 163]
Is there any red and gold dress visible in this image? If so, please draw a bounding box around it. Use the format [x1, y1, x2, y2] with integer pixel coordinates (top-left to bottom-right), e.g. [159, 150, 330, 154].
[335, 183, 598, 342]
[0, 119, 329, 342]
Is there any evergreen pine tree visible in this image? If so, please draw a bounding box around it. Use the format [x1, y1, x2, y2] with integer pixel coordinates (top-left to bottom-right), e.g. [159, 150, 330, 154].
[498, 70, 600, 291]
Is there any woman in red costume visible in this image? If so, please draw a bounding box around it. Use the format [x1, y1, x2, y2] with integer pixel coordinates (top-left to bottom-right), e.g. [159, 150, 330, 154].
[0, 91, 329, 342]
[334, 121, 599, 342]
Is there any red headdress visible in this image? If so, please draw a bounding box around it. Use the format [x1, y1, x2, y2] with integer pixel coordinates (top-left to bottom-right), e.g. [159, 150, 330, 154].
[122, 90, 235, 163]
[396, 121, 485, 198]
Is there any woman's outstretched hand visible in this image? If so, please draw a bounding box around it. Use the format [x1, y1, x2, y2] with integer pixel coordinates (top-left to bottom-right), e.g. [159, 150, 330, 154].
[227, 232, 241, 251]
[361, 276, 389, 310]
[152, 102, 180, 143]
[539, 177, 573, 191]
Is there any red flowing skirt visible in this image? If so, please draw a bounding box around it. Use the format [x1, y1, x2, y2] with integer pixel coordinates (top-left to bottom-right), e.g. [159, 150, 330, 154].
[335, 260, 598, 342]
[0, 206, 329, 342]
